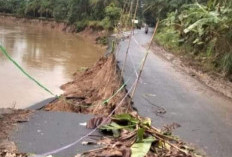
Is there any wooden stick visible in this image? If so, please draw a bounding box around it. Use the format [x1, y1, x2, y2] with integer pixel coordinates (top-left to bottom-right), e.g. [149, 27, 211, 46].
[131, 20, 159, 98]
[125, 0, 134, 29]
[121, 0, 139, 77]
[118, 0, 129, 29]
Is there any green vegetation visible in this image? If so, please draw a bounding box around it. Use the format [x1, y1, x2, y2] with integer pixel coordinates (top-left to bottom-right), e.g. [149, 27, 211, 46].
[144, 0, 232, 77]
[0, 0, 125, 31]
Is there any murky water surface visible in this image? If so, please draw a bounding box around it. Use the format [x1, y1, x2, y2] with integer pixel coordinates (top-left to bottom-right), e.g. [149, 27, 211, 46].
[0, 23, 103, 108]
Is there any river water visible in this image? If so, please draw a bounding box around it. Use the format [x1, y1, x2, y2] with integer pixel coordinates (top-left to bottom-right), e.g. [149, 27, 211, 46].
[0, 23, 104, 108]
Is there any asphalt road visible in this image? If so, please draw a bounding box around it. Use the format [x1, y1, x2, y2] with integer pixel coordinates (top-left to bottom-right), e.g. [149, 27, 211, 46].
[11, 111, 100, 157]
[116, 29, 232, 157]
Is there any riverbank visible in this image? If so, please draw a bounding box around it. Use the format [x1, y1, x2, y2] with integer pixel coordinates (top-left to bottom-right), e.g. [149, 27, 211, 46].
[0, 14, 108, 45]
[0, 15, 107, 109]
[0, 14, 76, 33]
[42, 55, 133, 115]
[0, 54, 133, 155]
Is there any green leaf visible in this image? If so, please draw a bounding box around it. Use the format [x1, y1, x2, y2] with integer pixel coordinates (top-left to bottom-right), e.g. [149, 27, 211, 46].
[137, 128, 145, 142]
[100, 122, 124, 137]
[100, 122, 136, 137]
[131, 137, 155, 157]
[141, 117, 151, 127]
[113, 114, 139, 124]
[100, 122, 125, 130]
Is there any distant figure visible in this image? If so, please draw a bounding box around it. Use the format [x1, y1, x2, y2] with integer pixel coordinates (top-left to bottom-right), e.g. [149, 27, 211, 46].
[145, 24, 149, 34]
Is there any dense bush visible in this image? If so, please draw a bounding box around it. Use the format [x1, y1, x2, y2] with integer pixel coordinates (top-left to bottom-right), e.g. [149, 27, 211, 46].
[144, 0, 232, 76]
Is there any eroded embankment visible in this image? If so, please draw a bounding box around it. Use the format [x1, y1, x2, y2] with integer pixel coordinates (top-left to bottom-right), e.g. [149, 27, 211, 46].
[0, 14, 76, 33]
[0, 14, 109, 42]
[0, 54, 134, 156]
[40, 55, 200, 157]
[0, 53, 202, 157]
[43, 54, 133, 115]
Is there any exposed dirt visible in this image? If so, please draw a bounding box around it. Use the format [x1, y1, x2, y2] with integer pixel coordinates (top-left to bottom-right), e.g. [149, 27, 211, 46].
[151, 42, 232, 100]
[0, 14, 76, 33]
[78, 27, 108, 45]
[43, 54, 133, 116]
[0, 109, 32, 157]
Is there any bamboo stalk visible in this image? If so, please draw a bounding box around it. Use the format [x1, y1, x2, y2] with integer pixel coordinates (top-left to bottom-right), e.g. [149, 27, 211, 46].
[118, 0, 129, 30]
[114, 0, 133, 57]
[125, 0, 134, 29]
[131, 20, 159, 98]
[132, 0, 139, 35]
[121, 0, 139, 77]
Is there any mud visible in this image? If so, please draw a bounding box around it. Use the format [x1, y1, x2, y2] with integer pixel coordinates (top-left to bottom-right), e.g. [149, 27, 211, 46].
[151, 42, 232, 100]
[43, 55, 133, 115]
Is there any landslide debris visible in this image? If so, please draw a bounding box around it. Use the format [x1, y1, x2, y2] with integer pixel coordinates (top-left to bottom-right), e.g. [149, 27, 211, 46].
[80, 113, 203, 157]
[43, 55, 133, 115]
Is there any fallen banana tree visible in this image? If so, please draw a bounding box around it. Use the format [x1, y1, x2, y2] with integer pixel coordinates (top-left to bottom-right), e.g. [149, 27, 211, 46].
[79, 113, 203, 157]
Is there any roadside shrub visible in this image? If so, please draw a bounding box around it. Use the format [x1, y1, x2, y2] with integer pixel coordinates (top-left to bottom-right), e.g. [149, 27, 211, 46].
[155, 2, 232, 76]
[222, 53, 232, 76]
[155, 12, 180, 50]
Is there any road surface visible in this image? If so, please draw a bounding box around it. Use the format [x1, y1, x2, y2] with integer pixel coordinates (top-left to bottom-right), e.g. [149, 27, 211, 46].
[11, 111, 100, 157]
[116, 29, 232, 157]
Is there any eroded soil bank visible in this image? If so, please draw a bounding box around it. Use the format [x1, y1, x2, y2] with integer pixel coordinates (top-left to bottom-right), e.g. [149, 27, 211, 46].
[43, 55, 133, 115]
[0, 14, 108, 43]
[0, 14, 76, 33]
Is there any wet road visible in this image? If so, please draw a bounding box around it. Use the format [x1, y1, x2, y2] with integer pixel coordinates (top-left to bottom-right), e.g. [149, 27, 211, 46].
[117, 29, 232, 157]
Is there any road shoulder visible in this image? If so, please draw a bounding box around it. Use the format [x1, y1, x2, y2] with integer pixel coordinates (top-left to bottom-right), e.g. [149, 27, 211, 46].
[151, 42, 232, 100]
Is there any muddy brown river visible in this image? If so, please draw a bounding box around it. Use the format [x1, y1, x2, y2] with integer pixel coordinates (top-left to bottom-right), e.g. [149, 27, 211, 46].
[0, 23, 104, 108]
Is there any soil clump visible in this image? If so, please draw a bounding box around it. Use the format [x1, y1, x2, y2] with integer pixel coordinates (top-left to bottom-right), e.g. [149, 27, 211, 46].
[43, 55, 133, 116]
